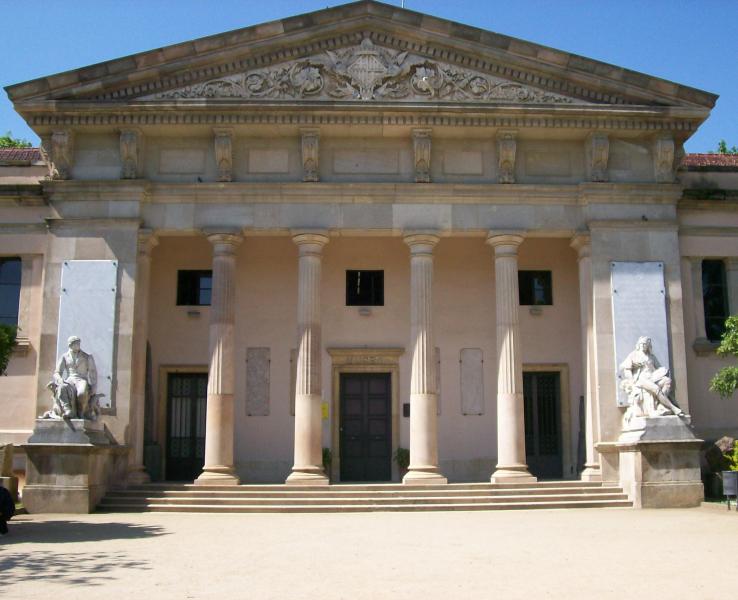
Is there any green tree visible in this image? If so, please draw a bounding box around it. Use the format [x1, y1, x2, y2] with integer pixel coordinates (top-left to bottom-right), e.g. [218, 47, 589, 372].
[0, 131, 32, 149]
[0, 325, 17, 375]
[717, 140, 738, 155]
[710, 316, 738, 398]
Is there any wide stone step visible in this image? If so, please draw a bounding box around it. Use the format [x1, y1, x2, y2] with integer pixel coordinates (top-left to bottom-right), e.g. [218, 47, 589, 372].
[105, 486, 620, 500]
[98, 498, 633, 513]
[98, 492, 629, 507]
[123, 480, 609, 493]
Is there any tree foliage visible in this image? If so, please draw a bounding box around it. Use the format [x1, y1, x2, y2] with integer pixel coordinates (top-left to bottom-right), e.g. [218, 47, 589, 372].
[0, 131, 32, 149]
[710, 316, 738, 398]
[0, 325, 17, 376]
[717, 140, 738, 155]
[725, 441, 738, 472]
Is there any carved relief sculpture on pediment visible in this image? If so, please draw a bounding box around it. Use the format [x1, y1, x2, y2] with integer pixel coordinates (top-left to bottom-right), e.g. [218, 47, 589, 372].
[586, 132, 609, 182]
[653, 135, 675, 183]
[40, 130, 74, 180]
[213, 128, 233, 182]
[119, 128, 142, 179]
[147, 38, 579, 105]
[412, 128, 432, 183]
[300, 128, 320, 182]
[497, 130, 517, 184]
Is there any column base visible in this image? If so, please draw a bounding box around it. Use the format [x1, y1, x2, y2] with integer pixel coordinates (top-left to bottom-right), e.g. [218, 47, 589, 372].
[126, 465, 151, 486]
[580, 464, 602, 482]
[490, 466, 536, 484]
[403, 468, 447, 485]
[285, 467, 329, 486]
[194, 467, 240, 486]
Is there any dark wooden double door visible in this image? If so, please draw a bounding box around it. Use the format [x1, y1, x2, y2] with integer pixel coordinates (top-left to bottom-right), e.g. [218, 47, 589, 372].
[166, 373, 207, 481]
[523, 371, 563, 479]
[340, 373, 392, 482]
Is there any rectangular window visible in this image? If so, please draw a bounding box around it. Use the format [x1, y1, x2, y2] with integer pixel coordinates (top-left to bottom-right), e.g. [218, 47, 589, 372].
[702, 259, 729, 342]
[0, 257, 21, 326]
[519, 270, 552, 306]
[177, 270, 212, 306]
[346, 270, 384, 306]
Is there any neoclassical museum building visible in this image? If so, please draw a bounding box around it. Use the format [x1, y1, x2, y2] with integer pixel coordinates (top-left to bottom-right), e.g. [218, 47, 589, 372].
[1, 1, 737, 510]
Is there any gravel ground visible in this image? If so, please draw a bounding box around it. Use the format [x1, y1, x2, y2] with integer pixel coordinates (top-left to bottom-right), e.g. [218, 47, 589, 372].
[1, 505, 736, 600]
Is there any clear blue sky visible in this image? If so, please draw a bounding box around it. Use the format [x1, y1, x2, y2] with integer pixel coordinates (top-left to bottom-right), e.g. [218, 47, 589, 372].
[2, 0, 736, 153]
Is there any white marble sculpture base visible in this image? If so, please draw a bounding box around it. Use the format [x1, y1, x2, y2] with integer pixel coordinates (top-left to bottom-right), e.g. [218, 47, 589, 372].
[616, 415, 703, 508]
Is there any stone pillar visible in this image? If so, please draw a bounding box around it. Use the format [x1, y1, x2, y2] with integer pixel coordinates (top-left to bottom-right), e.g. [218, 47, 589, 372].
[127, 231, 158, 485]
[487, 233, 536, 483]
[286, 232, 329, 485]
[403, 233, 447, 485]
[195, 231, 242, 485]
[571, 234, 601, 482]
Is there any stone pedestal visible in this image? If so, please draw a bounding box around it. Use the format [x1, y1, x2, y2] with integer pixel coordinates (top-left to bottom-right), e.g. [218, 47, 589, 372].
[22, 419, 128, 513]
[617, 415, 704, 508]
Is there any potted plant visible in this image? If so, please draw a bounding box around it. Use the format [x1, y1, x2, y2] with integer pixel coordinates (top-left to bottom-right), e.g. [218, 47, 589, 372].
[723, 441, 738, 509]
[393, 447, 410, 480]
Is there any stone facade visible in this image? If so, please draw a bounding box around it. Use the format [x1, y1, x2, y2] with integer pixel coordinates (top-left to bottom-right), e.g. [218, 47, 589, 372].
[0, 2, 734, 508]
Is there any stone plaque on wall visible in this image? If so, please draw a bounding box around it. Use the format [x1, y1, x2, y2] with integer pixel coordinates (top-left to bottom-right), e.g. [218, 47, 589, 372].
[611, 261, 669, 407]
[246, 347, 270, 416]
[57, 260, 118, 409]
[460, 348, 484, 415]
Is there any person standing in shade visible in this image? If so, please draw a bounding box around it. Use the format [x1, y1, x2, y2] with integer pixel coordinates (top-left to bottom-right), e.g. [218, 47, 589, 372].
[0, 485, 14, 535]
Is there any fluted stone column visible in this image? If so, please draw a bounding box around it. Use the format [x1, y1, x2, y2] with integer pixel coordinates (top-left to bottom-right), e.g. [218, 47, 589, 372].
[572, 235, 601, 482]
[286, 232, 329, 485]
[195, 231, 242, 485]
[127, 231, 157, 485]
[488, 233, 535, 483]
[403, 233, 447, 485]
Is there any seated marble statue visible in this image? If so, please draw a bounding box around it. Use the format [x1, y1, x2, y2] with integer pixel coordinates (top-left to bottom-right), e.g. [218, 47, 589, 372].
[42, 335, 102, 420]
[620, 336, 685, 422]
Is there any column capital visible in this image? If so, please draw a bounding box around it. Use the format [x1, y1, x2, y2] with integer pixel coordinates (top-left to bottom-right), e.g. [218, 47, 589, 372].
[726, 257, 738, 271]
[203, 229, 243, 254]
[292, 231, 329, 255]
[570, 233, 591, 259]
[137, 229, 158, 258]
[404, 232, 440, 255]
[486, 232, 525, 255]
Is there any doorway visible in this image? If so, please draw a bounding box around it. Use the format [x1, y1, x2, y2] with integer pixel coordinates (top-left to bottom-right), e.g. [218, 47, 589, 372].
[165, 372, 207, 481]
[339, 372, 392, 482]
[523, 371, 563, 479]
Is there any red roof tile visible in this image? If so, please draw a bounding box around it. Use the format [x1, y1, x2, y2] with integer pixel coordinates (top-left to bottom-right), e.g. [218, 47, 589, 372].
[682, 153, 738, 169]
[0, 147, 42, 163]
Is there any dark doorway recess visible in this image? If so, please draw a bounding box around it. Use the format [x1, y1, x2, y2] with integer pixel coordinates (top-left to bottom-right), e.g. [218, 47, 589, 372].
[166, 373, 207, 481]
[524, 371, 563, 479]
[340, 373, 392, 482]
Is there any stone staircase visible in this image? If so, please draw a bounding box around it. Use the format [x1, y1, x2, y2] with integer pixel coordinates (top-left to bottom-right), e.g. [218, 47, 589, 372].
[98, 481, 632, 513]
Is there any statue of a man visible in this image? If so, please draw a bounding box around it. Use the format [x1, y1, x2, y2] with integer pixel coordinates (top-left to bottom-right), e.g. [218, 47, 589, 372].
[620, 336, 685, 421]
[43, 336, 99, 420]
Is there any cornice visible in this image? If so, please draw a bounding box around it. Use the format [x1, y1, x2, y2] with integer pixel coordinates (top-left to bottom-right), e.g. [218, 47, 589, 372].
[24, 107, 702, 134]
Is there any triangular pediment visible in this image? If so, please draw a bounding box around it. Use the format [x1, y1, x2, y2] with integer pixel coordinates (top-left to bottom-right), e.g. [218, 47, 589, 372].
[137, 37, 583, 105]
[6, 0, 716, 113]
